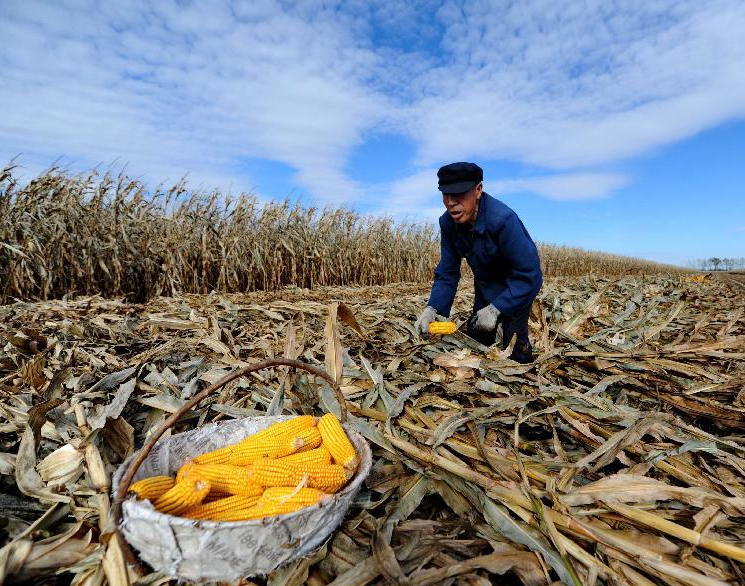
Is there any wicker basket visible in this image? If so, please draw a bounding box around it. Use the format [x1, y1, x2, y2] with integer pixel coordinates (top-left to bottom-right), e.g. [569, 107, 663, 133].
[111, 415, 371, 581]
[109, 359, 370, 582]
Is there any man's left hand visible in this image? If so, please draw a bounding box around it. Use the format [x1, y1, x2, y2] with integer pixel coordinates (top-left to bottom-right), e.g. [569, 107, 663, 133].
[474, 304, 500, 332]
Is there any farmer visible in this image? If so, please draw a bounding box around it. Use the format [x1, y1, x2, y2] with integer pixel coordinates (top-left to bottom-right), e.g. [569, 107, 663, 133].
[415, 162, 543, 363]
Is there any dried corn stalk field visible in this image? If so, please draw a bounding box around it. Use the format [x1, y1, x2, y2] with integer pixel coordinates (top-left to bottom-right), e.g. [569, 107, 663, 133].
[1, 272, 744, 586]
[0, 166, 687, 304]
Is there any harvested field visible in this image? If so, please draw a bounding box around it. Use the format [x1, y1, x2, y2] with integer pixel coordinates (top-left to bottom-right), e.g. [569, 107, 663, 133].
[1, 274, 744, 585]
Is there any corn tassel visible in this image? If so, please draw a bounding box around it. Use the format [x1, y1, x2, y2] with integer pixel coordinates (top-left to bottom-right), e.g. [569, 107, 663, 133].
[182, 494, 261, 520]
[153, 475, 210, 515]
[194, 416, 316, 465]
[318, 413, 358, 471]
[128, 476, 175, 501]
[252, 459, 350, 493]
[428, 321, 457, 335]
[176, 462, 262, 497]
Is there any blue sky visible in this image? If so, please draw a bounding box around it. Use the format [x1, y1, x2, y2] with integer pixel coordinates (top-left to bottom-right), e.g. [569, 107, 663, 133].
[1, 0, 744, 265]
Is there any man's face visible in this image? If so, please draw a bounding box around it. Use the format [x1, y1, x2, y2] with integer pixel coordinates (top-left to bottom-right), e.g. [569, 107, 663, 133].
[442, 182, 482, 224]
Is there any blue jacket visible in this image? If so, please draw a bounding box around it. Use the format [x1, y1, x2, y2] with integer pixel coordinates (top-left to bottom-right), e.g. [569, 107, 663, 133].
[427, 192, 542, 316]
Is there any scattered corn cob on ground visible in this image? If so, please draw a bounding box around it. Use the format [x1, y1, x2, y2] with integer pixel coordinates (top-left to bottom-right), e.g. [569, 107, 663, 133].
[127, 415, 357, 522]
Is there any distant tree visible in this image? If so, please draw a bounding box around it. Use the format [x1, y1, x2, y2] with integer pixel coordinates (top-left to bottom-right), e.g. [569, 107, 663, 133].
[709, 257, 721, 271]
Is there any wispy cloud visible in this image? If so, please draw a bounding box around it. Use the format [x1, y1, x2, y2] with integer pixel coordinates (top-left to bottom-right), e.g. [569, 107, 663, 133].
[490, 173, 629, 201]
[1, 0, 744, 204]
[0, 0, 389, 200]
[406, 1, 745, 170]
[378, 169, 628, 223]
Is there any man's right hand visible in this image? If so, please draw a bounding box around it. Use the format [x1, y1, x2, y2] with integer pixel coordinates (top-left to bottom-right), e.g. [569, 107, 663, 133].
[415, 306, 437, 335]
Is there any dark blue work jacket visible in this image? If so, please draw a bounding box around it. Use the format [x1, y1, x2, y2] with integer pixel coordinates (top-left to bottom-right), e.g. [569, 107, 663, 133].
[427, 192, 542, 317]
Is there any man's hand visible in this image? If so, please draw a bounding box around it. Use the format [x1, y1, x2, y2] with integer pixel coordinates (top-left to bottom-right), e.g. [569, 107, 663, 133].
[474, 304, 500, 332]
[415, 306, 437, 335]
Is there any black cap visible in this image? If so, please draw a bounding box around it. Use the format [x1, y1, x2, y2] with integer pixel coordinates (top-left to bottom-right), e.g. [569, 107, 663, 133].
[437, 162, 483, 194]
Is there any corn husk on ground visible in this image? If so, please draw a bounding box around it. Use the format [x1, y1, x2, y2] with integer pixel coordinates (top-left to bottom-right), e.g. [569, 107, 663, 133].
[0, 273, 744, 585]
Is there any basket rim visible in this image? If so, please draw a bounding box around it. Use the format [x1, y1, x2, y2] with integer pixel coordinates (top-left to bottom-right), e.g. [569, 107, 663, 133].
[119, 416, 371, 527]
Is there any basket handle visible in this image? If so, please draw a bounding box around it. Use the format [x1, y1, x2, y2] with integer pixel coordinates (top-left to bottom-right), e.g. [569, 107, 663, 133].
[110, 358, 345, 546]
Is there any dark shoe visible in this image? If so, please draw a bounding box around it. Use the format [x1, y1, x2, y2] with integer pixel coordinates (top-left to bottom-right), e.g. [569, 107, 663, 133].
[508, 350, 533, 364]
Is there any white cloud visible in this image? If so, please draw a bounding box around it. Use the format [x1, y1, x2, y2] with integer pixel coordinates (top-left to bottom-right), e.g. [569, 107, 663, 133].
[491, 173, 629, 201]
[0, 0, 389, 200]
[407, 1, 745, 170]
[378, 169, 627, 223]
[1, 0, 744, 204]
[379, 168, 443, 221]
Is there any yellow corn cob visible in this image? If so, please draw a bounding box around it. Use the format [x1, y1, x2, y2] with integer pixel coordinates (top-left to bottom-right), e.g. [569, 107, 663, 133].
[252, 459, 350, 493]
[153, 475, 211, 515]
[229, 488, 325, 521]
[128, 476, 176, 501]
[182, 494, 261, 519]
[278, 445, 332, 467]
[203, 506, 270, 522]
[176, 461, 195, 483]
[293, 426, 322, 452]
[176, 463, 262, 497]
[194, 416, 316, 465]
[203, 491, 229, 503]
[260, 487, 325, 507]
[428, 321, 457, 335]
[317, 413, 358, 471]
[209, 501, 302, 521]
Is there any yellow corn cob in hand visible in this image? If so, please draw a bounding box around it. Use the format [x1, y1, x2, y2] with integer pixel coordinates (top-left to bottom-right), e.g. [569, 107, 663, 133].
[252, 459, 351, 493]
[182, 494, 261, 520]
[317, 413, 358, 472]
[177, 462, 263, 497]
[194, 416, 316, 465]
[428, 321, 457, 335]
[153, 475, 211, 516]
[128, 475, 175, 501]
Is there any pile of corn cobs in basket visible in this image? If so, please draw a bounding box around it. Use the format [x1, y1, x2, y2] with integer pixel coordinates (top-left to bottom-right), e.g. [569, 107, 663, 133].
[127, 414, 358, 522]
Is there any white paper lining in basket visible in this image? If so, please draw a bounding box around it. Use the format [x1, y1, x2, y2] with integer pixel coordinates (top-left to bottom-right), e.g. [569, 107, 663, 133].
[111, 415, 372, 582]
